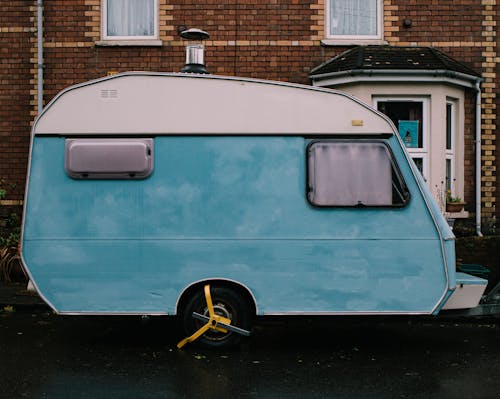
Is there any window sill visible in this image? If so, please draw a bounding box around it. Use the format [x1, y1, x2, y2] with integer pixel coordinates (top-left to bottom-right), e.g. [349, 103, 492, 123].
[445, 210, 469, 219]
[321, 38, 388, 47]
[95, 40, 163, 47]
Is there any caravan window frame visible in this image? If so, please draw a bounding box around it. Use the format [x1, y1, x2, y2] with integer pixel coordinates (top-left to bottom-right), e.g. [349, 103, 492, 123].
[64, 138, 154, 180]
[306, 139, 410, 208]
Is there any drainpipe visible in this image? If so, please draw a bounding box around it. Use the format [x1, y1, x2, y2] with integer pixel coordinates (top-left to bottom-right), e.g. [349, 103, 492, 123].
[37, 0, 43, 114]
[475, 80, 483, 237]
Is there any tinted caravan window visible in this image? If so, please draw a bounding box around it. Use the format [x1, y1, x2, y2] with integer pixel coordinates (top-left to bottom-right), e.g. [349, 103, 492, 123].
[65, 138, 153, 179]
[307, 140, 409, 207]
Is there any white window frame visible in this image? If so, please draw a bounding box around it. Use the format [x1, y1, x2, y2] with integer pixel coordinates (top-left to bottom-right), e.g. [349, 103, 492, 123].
[445, 100, 456, 195]
[325, 0, 383, 42]
[373, 97, 430, 182]
[101, 0, 159, 42]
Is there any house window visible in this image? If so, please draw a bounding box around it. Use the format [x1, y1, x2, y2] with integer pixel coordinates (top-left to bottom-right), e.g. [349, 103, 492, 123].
[307, 140, 409, 207]
[375, 98, 429, 181]
[102, 0, 158, 40]
[445, 100, 455, 193]
[326, 0, 382, 40]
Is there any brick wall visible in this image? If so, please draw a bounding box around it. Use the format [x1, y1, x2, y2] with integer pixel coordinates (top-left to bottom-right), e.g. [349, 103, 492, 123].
[494, 1, 500, 224]
[384, 0, 496, 228]
[390, 0, 484, 46]
[0, 1, 33, 201]
[456, 236, 500, 289]
[0, 0, 498, 233]
[41, 0, 337, 92]
[463, 91, 477, 208]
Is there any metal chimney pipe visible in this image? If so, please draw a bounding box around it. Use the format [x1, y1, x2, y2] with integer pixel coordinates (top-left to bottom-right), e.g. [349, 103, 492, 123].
[185, 44, 205, 67]
[179, 28, 210, 74]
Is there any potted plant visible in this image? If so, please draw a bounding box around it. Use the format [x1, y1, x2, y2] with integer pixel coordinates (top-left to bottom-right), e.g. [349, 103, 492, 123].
[446, 190, 465, 213]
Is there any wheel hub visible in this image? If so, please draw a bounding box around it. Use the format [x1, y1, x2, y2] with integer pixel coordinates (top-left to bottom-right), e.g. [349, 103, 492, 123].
[200, 302, 233, 341]
[203, 303, 231, 320]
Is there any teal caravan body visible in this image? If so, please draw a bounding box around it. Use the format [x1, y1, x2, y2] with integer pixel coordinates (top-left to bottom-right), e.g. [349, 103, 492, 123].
[22, 72, 486, 322]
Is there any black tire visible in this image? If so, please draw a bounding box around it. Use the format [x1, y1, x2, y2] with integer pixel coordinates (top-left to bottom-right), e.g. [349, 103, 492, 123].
[181, 286, 252, 348]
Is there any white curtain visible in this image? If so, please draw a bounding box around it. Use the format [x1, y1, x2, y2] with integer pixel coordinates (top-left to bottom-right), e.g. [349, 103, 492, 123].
[330, 0, 378, 36]
[107, 0, 155, 37]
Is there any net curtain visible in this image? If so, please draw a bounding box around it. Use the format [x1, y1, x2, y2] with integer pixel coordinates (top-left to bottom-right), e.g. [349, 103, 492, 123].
[329, 0, 378, 36]
[107, 0, 155, 37]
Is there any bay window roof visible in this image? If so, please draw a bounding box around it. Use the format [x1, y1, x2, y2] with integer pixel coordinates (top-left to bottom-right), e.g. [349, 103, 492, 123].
[310, 46, 482, 88]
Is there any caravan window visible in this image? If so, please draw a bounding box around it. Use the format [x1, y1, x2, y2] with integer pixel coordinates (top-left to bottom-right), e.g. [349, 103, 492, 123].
[65, 138, 153, 180]
[307, 140, 409, 207]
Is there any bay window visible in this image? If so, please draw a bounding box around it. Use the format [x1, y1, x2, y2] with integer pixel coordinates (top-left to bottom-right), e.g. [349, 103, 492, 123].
[374, 98, 430, 182]
[445, 100, 456, 194]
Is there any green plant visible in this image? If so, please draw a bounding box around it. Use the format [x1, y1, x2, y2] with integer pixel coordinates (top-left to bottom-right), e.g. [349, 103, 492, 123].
[0, 212, 20, 248]
[0, 232, 19, 249]
[0, 178, 15, 200]
[446, 189, 463, 203]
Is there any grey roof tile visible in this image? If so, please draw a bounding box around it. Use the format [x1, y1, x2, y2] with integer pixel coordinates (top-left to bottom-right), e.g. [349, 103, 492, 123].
[310, 46, 481, 78]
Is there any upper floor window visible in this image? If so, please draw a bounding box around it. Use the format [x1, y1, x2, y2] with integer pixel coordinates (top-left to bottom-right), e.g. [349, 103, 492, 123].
[102, 0, 158, 40]
[326, 0, 382, 40]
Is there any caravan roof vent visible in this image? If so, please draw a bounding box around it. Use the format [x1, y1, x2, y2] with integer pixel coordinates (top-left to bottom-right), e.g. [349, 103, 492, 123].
[179, 28, 210, 74]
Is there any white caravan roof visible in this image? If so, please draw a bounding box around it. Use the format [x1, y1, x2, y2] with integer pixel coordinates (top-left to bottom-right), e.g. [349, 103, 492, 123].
[33, 72, 395, 136]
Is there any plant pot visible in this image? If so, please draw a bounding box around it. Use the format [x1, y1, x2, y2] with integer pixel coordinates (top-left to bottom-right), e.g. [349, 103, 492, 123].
[446, 202, 465, 213]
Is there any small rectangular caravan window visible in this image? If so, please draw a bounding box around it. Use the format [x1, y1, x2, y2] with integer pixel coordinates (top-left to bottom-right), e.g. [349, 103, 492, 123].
[65, 138, 153, 179]
[307, 141, 409, 207]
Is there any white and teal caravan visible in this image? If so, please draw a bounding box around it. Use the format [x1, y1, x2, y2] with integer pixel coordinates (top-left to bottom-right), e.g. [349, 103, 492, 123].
[21, 72, 487, 347]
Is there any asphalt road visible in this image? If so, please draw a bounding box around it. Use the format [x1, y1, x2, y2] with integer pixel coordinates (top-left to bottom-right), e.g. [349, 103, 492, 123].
[1, 309, 500, 399]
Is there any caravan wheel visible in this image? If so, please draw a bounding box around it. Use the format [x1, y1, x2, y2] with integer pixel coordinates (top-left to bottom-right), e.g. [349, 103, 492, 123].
[181, 286, 252, 348]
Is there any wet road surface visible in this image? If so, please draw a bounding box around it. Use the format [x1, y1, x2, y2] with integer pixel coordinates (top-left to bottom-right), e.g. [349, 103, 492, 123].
[1, 309, 500, 399]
